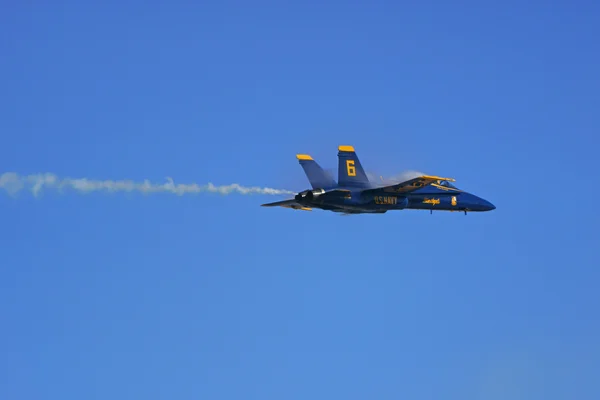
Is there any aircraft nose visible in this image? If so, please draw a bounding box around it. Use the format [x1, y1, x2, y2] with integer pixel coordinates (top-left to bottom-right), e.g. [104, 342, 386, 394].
[481, 198, 495, 211]
[467, 194, 495, 211]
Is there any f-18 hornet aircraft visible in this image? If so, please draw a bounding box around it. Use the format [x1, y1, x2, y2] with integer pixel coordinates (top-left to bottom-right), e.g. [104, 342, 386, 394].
[261, 145, 495, 215]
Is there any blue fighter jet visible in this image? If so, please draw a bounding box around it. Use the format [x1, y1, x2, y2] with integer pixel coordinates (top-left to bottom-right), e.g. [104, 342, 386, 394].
[261, 145, 495, 215]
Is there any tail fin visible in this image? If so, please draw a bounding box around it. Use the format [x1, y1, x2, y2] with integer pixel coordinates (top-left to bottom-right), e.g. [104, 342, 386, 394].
[296, 154, 337, 189]
[337, 145, 370, 188]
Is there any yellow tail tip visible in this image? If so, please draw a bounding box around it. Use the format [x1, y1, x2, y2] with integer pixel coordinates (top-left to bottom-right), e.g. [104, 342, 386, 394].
[296, 154, 313, 160]
[338, 145, 355, 152]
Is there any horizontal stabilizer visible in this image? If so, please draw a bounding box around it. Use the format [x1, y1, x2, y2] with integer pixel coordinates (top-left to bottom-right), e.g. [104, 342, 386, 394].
[261, 199, 312, 211]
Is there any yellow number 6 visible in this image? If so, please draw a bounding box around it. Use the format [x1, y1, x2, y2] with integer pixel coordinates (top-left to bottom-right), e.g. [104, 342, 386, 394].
[346, 160, 356, 176]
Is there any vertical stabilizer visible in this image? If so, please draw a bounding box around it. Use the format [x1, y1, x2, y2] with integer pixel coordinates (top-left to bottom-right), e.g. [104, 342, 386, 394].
[337, 145, 370, 188]
[296, 154, 337, 189]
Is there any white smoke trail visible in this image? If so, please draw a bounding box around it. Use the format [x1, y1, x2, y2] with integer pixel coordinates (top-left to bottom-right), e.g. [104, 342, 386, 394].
[0, 172, 295, 197]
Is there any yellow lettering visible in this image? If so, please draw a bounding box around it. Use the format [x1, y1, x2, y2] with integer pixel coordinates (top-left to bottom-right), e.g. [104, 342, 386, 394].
[346, 160, 356, 176]
[374, 196, 398, 205]
[423, 197, 440, 205]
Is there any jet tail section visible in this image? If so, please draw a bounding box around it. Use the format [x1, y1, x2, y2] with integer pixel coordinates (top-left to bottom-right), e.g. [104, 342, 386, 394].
[337, 145, 370, 188]
[296, 154, 337, 190]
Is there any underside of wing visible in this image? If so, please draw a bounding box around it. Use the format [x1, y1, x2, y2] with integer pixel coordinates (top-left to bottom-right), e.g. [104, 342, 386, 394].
[260, 199, 312, 211]
[364, 175, 455, 195]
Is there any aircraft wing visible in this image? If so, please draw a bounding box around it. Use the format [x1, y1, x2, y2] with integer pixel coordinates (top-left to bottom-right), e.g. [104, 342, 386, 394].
[362, 175, 455, 195]
[261, 199, 312, 211]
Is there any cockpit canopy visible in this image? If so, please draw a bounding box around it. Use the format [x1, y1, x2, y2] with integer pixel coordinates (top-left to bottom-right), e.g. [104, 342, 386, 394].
[437, 180, 458, 189]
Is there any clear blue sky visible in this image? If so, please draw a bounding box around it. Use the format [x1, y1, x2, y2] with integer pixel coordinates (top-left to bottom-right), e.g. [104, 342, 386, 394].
[1, 2, 599, 399]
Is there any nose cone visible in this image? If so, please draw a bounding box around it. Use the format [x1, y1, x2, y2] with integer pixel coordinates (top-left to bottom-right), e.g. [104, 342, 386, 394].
[481, 199, 496, 211]
[466, 193, 496, 211]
